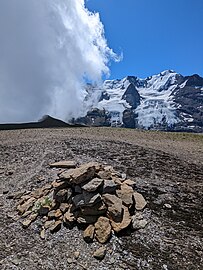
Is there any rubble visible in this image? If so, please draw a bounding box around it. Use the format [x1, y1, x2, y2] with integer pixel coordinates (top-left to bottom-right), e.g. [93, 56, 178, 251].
[16, 160, 149, 251]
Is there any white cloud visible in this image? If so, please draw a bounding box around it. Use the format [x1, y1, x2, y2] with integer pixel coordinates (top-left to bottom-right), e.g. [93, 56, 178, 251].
[0, 0, 118, 123]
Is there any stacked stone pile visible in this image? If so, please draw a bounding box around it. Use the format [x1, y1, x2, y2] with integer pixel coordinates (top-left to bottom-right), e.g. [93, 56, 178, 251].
[16, 161, 148, 244]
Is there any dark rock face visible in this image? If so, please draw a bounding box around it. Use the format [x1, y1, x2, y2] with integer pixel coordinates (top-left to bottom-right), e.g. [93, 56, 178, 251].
[122, 109, 136, 128]
[122, 83, 141, 109]
[75, 108, 111, 127]
[76, 72, 203, 132]
[184, 74, 203, 87]
[99, 91, 110, 102]
[173, 75, 203, 132]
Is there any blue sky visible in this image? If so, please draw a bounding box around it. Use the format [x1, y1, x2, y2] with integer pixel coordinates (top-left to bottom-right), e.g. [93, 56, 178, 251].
[86, 0, 203, 79]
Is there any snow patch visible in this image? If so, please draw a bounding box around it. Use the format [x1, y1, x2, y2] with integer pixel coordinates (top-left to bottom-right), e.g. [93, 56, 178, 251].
[84, 70, 185, 128]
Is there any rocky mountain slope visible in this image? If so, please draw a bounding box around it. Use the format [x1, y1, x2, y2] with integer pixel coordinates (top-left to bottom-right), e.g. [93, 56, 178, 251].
[76, 70, 203, 132]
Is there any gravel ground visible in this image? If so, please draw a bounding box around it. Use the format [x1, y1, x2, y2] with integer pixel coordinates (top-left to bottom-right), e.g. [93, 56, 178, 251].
[0, 127, 202, 270]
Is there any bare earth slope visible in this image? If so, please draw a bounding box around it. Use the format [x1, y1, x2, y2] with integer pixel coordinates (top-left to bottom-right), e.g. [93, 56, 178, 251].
[0, 128, 202, 269]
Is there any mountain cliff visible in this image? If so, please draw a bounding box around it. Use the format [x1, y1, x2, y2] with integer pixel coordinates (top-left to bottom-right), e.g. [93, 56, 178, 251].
[75, 70, 203, 132]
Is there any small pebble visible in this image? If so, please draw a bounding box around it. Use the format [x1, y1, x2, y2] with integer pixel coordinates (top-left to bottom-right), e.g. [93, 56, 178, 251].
[74, 251, 80, 259]
[67, 258, 73, 264]
[164, 203, 172, 209]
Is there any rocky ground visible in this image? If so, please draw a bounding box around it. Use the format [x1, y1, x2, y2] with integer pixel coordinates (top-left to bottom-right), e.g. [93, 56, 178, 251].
[0, 127, 202, 270]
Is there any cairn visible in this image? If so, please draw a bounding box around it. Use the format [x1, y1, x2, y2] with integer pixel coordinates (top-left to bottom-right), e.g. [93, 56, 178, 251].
[16, 161, 148, 244]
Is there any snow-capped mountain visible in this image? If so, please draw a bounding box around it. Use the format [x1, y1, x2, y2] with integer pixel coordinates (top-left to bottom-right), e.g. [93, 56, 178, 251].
[76, 70, 203, 132]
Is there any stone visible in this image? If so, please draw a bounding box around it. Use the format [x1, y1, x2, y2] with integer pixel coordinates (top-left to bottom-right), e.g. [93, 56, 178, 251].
[38, 205, 50, 216]
[54, 188, 72, 203]
[83, 191, 102, 206]
[134, 192, 147, 210]
[17, 197, 36, 214]
[74, 251, 80, 259]
[50, 160, 77, 169]
[49, 220, 62, 233]
[123, 179, 136, 188]
[43, 183, 53, 190]
[77, 215, 98, 224]
[72, 192, 101, 208]
[95, 216, 111, 243]
[67, 258, 73, 264]
[40, 229, 46, 240]
[164, 203, 172, 209]
[42, 216, 48, 222]
[60, 203, 70, 213]
[22, 213, 38, 228]
[93, 247, 107, 260]
[22, 219, 32, 228]
[72, 194, 85, 208]
[11, 259, 20, 266]
[63, 209, 76, 226]
[131, 215, 148, 230]
[80, 201, 107, 216]
[102, 180, 118, 194]
[31, 187, 50, 199]
[102, 194, 123, 221]
[48, 209, 62, 219]
[18, 195, 32, 205]
[82, 178, 103, 192]
[97, 170, 112, 180]
[52, 180, 68, 190]
[83, 225, 95, 242]
[44, 220, 55, 229]
[60, 162, 97, 184]
[116, 184, 134, 206]
[22, 210, 32, 218]
[94, 163, 103, 172]
[74, 185, 82, 194]
[111, 206, 131, 233]
[104, 165, 114, 172]
[112, 177, 122, 185]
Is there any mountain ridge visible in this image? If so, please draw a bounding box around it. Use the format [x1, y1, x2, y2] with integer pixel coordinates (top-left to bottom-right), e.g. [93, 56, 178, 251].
[75, 70, 203, 132]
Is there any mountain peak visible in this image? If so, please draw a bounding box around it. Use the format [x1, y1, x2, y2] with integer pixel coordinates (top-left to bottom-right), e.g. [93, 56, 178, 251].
[77, 71, 203, 132]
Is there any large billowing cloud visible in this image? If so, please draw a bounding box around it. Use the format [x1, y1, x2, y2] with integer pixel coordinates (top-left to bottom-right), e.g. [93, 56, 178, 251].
[0, 0, 118, 123]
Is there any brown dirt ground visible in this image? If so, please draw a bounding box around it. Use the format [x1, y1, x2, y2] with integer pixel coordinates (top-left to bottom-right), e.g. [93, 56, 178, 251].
[0, 127, 202, 270]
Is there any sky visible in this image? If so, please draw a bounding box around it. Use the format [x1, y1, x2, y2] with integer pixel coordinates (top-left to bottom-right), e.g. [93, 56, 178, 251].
[86, 0, 203, 79]
[0, 0, 114, 123]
